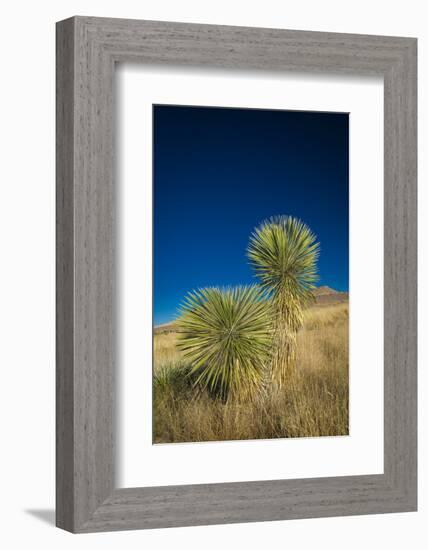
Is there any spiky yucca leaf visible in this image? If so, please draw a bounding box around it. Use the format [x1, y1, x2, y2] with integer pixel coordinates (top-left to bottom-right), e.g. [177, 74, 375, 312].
[176, 286, 273, 401]
[247, 215, 319, 304]
[247, 216, 320, 387]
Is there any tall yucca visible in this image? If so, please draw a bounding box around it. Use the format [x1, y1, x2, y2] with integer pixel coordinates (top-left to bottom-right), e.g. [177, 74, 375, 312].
[247, 216, 320, 387]
[176, 286, 273, 401]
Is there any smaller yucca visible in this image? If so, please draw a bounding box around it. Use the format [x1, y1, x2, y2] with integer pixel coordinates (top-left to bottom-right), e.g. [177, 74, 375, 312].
[176, 285, 273, 401]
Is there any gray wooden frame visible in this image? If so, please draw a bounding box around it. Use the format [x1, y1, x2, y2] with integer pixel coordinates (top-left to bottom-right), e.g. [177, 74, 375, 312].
[56, 16, 417, 533]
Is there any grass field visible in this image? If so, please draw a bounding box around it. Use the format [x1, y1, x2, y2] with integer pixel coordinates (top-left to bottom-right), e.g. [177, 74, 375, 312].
[153, 301, 349, 443]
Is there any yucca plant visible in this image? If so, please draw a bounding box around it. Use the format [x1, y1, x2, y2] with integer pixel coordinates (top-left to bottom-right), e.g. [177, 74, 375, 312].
[176, 285, 273, 401]
[247, 216, 320, 387]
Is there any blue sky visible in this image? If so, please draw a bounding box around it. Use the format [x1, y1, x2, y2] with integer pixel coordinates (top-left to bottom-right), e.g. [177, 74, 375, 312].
[153, 105, 349, 325]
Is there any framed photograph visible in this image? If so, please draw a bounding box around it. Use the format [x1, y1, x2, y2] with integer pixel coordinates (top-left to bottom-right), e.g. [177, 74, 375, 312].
[151, 104, 350, 445]
[56, 16, 417, 532]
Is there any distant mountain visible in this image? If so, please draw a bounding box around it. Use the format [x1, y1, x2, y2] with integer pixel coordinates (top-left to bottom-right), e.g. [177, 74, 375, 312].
[314, 285, 336, 295]
[313, 286, 348, 305]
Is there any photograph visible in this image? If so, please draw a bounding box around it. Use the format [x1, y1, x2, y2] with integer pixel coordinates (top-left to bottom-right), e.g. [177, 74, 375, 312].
[153, 104, 349, 444]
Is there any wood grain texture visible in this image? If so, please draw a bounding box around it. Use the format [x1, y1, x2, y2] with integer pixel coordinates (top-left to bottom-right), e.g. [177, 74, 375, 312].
[56, 16, 417, 533]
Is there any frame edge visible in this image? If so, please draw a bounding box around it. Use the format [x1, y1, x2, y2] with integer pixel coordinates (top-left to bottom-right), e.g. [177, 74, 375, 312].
[56, 16, 76, 532]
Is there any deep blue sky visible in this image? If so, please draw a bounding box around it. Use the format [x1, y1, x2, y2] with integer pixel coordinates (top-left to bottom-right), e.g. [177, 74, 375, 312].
[153, 105, 349, 325]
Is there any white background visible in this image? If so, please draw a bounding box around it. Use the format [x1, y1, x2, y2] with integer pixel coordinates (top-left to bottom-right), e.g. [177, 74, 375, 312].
[118, 67, 384, 487]
[0, 1, 425, 549]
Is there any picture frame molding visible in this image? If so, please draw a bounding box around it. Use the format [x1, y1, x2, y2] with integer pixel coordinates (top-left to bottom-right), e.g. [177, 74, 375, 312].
[56, 16, 417, 533]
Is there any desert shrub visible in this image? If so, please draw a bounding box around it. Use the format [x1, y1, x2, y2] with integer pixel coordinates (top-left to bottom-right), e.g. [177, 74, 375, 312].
[153, 361, 200, 404]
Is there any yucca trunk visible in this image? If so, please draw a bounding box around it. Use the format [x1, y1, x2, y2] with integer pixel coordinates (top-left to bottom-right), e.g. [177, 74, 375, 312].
[270, 289, 304, 388]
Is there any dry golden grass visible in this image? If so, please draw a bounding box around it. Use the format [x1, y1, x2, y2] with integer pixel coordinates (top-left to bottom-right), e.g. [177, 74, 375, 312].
[153, 302, 348, 443]
[154, 332, 183, 368]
